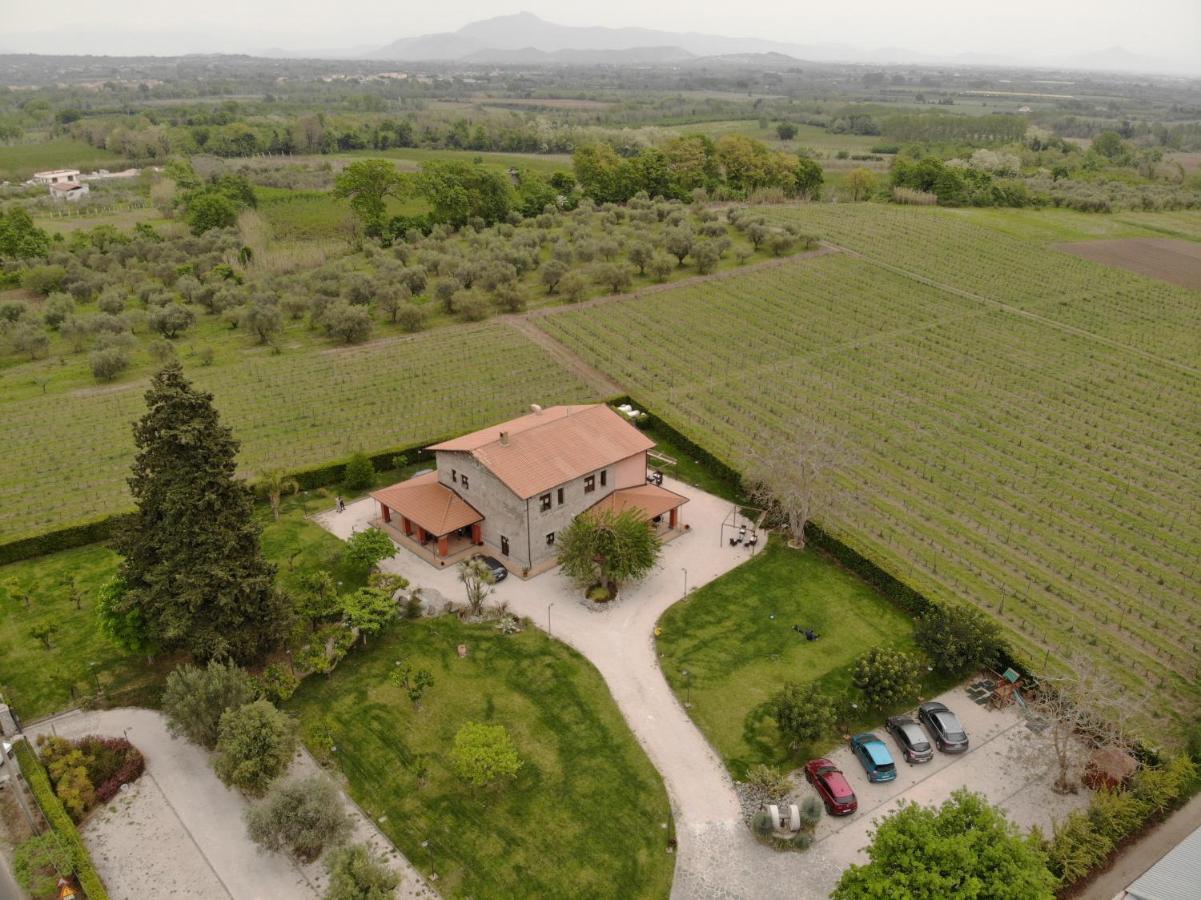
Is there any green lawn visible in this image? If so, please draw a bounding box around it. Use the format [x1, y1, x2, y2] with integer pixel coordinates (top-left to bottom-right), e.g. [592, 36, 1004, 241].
[0, 543, 164, 718]
[656, 539, 953, 778]
[289, 617, 674, 899]
[0, 138, 126, 182]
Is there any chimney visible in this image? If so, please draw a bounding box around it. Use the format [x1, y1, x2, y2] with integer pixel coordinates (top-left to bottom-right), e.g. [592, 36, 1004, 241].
[499, 431, 509, 446]
[530, 404, 542, 415]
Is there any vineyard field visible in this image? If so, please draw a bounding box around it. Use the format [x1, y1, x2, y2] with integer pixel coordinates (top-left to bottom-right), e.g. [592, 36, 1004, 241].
[0, 324, 596, 541]
[539, 247, 1201, 734]
[754, 204, 1201, 366]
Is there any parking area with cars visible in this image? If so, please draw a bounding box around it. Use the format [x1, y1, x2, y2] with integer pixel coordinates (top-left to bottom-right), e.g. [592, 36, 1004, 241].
[797, 684, 1093, 874]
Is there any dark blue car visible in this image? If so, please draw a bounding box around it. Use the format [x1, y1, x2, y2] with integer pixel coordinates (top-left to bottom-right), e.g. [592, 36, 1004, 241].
[850, 733, 898, 783]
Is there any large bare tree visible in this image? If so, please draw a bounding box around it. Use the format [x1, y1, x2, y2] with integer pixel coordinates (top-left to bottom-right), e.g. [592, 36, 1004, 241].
[744, 419, 849, 549]
[1010, 651, 1143, 794]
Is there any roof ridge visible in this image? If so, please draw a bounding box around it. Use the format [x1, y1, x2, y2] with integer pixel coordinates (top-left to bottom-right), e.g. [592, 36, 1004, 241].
[472, 403, 600, 451]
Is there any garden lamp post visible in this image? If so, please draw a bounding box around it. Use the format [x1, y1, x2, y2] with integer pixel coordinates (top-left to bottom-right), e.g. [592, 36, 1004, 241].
[547, 602, 554, 636]
[681, 568, 688, 599]
[682, 669, 691, 708]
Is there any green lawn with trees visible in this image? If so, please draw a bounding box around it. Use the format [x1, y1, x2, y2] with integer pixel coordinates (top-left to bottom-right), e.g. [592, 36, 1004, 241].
[655, 539, 957, 777]
[288, 616, 675, 899]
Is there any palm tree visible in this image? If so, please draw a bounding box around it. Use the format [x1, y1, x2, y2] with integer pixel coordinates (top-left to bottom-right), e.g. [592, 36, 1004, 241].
[256, 469, 300, 520]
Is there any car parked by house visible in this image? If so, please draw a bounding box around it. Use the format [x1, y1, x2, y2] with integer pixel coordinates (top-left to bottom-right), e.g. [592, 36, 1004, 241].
[849, 733, 898, 782]
[886, 715, 934, 764]
[804, 758, 858, 815]
[474, 554, 508, 583]
[918, 701, 970, 753]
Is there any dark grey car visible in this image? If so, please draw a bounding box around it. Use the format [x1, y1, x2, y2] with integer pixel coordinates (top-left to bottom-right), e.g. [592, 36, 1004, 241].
[918, 702, 969, 753]
[474, 555, 508, 582]
[886, 715, 934, 763]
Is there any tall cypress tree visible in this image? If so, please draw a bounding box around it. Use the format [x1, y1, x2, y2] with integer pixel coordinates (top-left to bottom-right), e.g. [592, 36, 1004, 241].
[115, 363, 284, 660]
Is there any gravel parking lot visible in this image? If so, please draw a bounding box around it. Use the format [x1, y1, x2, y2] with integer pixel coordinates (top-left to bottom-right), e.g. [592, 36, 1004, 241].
[795, 684, 1093, 876]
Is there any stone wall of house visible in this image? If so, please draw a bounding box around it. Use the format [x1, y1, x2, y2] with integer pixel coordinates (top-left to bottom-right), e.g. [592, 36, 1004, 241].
[433, 449, 650, 574]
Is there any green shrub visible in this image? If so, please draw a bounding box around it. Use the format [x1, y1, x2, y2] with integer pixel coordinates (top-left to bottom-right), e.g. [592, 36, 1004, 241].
[161, 659, 260, 749]
[799, 796, 823, 828]
[1132, 756, 1197, 815]
[1048, 810, 1112, 885]
[771, 681, 835, 749]
[450, 721, 523, 787]
[750, 809, 774, 837]
[1087, 789, 1147, 843]
[342, 452, 375, 491]
[14, 741, 108, 900]
[213, 699, 298, 795]
[323, 842, 400, 900]
[790, 831, 813, 851]
[245, 775, 352, 863]
[852, 646, 920, 709]
[745, 764, 792, 803]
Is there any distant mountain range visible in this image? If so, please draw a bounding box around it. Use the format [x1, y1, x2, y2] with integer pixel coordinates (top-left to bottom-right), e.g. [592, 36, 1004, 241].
[365, 12, 1193, 74]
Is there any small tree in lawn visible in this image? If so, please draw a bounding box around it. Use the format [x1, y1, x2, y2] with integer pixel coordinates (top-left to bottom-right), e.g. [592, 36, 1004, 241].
[246, 775, 352, 862]
[213, 699, 298, 795]
[913, 604, 1004, 675]
[852, 646, 919, 710]
[339, 586, 397, 645]
[458, 557, 495, 616]
[745, 419, 849, 549]
[255, 469, 299, 521]
[771, 681, 836, 750]
[390, 660, 435, 708]
[29, 621, 58, 650]
[161, 659, 260, 749]
[833, 790, 1055, 899]
[556, 508, 661, 600]
[324, 843, 400, 900]
[344, 528, 395, 572]
[450, 721, 523, 787]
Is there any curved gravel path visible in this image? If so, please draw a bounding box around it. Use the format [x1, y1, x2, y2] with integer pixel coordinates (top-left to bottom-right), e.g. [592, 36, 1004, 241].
[321, 479, 830, 898]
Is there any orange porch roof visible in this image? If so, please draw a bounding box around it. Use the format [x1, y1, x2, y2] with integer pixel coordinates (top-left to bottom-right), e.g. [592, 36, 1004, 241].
[588, 483, 688, 521]
[371, 471, 482, 537]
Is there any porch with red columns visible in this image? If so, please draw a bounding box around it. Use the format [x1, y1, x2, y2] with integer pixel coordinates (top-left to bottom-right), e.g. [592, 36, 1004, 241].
[669, 507, 678, 529]
[402, 516, 413, 536]
[380, 503, 392, 523]
[437, 534, 450, 557]
[471, 522, 482, 545]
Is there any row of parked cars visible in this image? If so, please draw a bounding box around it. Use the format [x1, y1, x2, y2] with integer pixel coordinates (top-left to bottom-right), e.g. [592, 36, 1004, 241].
[804, 702, 970, 816]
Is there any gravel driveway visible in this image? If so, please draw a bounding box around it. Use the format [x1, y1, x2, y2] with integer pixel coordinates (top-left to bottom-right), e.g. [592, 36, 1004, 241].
[319, 479, 1088, 899]
[26, 708, 433, 900]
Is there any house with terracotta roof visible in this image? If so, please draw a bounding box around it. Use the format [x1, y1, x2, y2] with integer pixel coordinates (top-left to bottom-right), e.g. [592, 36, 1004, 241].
[370, 404, 688, 576]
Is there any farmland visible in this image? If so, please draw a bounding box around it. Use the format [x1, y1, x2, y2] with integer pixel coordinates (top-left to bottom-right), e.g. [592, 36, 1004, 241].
[538, 216, 1201, 734]
[0, 323, 597, 540]
[0, 138, 126, 182]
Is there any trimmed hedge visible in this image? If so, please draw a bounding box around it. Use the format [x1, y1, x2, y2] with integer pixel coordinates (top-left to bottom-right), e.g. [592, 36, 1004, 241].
[0, 442, 438, 565]
[613, 395, 745, 499]
[14, 740, 108, 900]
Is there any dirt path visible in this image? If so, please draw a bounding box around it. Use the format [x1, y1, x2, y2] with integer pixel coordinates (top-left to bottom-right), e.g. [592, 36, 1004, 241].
[505, 315, 626, 397]
[1076, 793, 1201, 899]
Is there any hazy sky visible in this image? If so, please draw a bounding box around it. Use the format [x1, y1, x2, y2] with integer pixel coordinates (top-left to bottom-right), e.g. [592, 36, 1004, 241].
[3, 0, 1199, 69]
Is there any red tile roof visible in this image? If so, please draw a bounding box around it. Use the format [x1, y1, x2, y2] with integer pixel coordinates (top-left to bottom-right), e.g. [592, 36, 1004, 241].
[588, 484, 688, 520]
[371, 471, 482, 536]
[428, 405, 654, 499]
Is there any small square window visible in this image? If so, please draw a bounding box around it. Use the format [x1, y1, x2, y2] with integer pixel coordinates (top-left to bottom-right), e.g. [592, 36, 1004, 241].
[461, 475, 469, 489]
[584, 474, 596, 493]
[546, 532, 555, 546]
[540, 493, 552, 512]
[557, 487, 564, 505]
[500, 535, 509, 556]
[600, 470, 607, 487]
[452, 469, 457, 483]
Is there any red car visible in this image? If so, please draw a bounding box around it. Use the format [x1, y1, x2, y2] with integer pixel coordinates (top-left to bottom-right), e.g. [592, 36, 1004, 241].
[804, 758, 858, 816]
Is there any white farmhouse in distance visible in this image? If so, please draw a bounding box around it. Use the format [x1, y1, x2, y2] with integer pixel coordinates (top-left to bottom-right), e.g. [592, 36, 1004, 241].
[31, 168, 90, 201]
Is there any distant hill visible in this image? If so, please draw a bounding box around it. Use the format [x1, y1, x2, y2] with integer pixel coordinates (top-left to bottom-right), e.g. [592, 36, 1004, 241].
[368, 11, 835, 63]
[460, 45, 697, 66]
